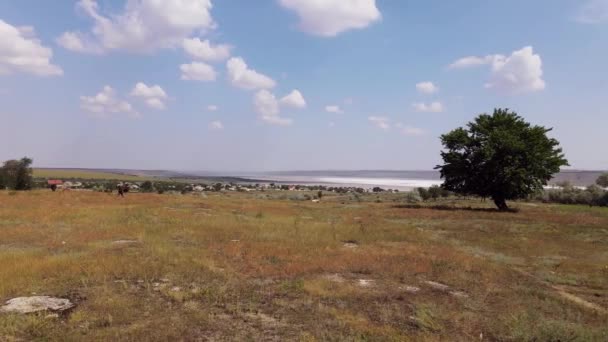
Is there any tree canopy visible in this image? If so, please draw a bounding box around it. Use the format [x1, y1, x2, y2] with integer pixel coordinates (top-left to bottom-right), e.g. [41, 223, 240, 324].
[436, 109, 568, 210]
[596, 173, 608, 188]
[0, 157, 34, 190]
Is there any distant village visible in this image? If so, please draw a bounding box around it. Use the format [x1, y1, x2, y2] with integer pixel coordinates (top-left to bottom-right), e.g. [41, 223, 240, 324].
[41, 178, 400, 195]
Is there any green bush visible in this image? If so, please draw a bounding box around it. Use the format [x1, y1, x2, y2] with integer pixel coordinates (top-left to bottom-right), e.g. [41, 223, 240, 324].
[536, 185, 608, 206]
[404, 191, 422, 203]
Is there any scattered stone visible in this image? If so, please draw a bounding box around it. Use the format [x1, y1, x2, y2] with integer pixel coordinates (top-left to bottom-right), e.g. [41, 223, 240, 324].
[343, 242, 359, 249]
[160, 278, 170, 283]
[424, 281, 450, 292]
[450, 291, 469, 299]
[402, 286, 421, 293]
[112, 240, 140, 245]
[171, 286, 182, 292]
[358, 279, 374, 288]
[0, 296, 74, 314]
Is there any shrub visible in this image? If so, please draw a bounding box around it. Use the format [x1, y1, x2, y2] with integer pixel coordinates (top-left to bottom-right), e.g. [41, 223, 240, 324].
[539, 185, 608, 207]
[428, 185, 443, 200]
[596, 173, 608, 188]
[404, 191, 422, 203]
[417, 188, 431, 201]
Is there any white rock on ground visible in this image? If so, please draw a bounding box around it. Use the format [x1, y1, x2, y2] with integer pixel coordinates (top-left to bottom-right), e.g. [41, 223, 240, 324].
[112, 240, 140, 245]
[358, 279, 374, 287]
[0, 296, 74, 314]
[402, 285, 421, 293]
[424, 281, 450, 291]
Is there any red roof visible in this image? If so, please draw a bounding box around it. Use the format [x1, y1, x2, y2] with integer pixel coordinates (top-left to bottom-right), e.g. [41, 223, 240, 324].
[47, 180, 63, 185]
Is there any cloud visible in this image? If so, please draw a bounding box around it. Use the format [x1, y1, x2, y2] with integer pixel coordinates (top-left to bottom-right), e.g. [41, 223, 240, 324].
[0, 20, 62, 76]
[130, 82, 168, 109]
[261, 116, 293, 126]
[207, 105, 218, 111]
[576, 0, 608, 24]
[279, 89, 307, 109]
[56, 31, 103, 54]
[253, 89, 279, 117]
[278, 0, 381, 37]
[325, 105, 343, 114]
[486, 47, 545, 93]
[81, 86, 138, 118]
[416, 81, 439, 94]
[209, 120, 223, 130]
[183, 37, 231, 61]
[449, 46, 545, 93]
[396, 123, 425, 136]
[412, 102, 444, 113]
[58, 0, 215, 54]
[253, 89, 293, 126]
[448, 55, 499, 69]
[226, 57, 276, 90]
[180, 62, 217, 81]
[368, 116, 390, 131]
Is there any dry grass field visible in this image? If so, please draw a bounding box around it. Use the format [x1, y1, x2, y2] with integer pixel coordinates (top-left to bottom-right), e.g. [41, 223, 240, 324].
[1, 190, 607, 341]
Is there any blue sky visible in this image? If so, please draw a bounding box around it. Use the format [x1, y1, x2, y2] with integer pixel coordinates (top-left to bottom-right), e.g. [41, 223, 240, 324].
[0, 0, 606, 171]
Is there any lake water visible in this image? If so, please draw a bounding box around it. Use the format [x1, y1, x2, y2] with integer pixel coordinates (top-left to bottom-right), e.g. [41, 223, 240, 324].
[219, 170, 605, 190]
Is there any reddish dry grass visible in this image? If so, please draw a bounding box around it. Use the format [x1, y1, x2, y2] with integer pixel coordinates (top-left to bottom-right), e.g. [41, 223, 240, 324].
[1, 190, 607, 340]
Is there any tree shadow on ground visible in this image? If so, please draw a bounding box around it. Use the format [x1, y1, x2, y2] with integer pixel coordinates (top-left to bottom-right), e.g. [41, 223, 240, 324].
[392, 203, 520, 213]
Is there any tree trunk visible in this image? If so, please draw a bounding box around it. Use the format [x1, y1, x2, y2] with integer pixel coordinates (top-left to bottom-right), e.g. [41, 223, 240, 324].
[493, 196, 509, 211]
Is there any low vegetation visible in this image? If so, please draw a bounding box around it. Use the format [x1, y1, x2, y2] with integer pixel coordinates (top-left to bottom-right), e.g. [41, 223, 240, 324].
[1, 190, 607, 340]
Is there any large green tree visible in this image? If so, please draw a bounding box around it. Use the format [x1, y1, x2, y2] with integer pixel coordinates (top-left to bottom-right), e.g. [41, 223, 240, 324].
[436, 109, 568, 210]
[1, 157, 34, 190]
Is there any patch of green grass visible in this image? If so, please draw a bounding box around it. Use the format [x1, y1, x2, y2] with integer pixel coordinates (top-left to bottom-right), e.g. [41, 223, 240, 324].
[33, 168, 149, 181]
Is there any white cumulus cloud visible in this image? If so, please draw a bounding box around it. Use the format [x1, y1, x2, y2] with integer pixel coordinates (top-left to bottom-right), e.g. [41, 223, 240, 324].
[325, 105, 343, 114]
[180, 61, 217, 81]
[58, 0, 215, 54]
[279, 89, 307, 109]
[254, 89, 292, 126]
[207, 105, 218, 111]
[449, 46, 545, 94]
[278, 0, 381, 37]
[56, 31, 103, 54]
[368, 116, 390, 131]
[81, 86, 138, 118]
[226, 57, 276, 90]
[130, 82, 168, 110]
[0, 20, 62, 76]
[412, 102, 444, 113]
[209, 120, 223, 130]
[416, 81, 439, 94]
[183, 37, 231, 61]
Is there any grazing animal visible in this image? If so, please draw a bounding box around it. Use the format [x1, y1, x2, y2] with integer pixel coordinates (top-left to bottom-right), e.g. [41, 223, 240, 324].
[117, 184, 130, 197]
